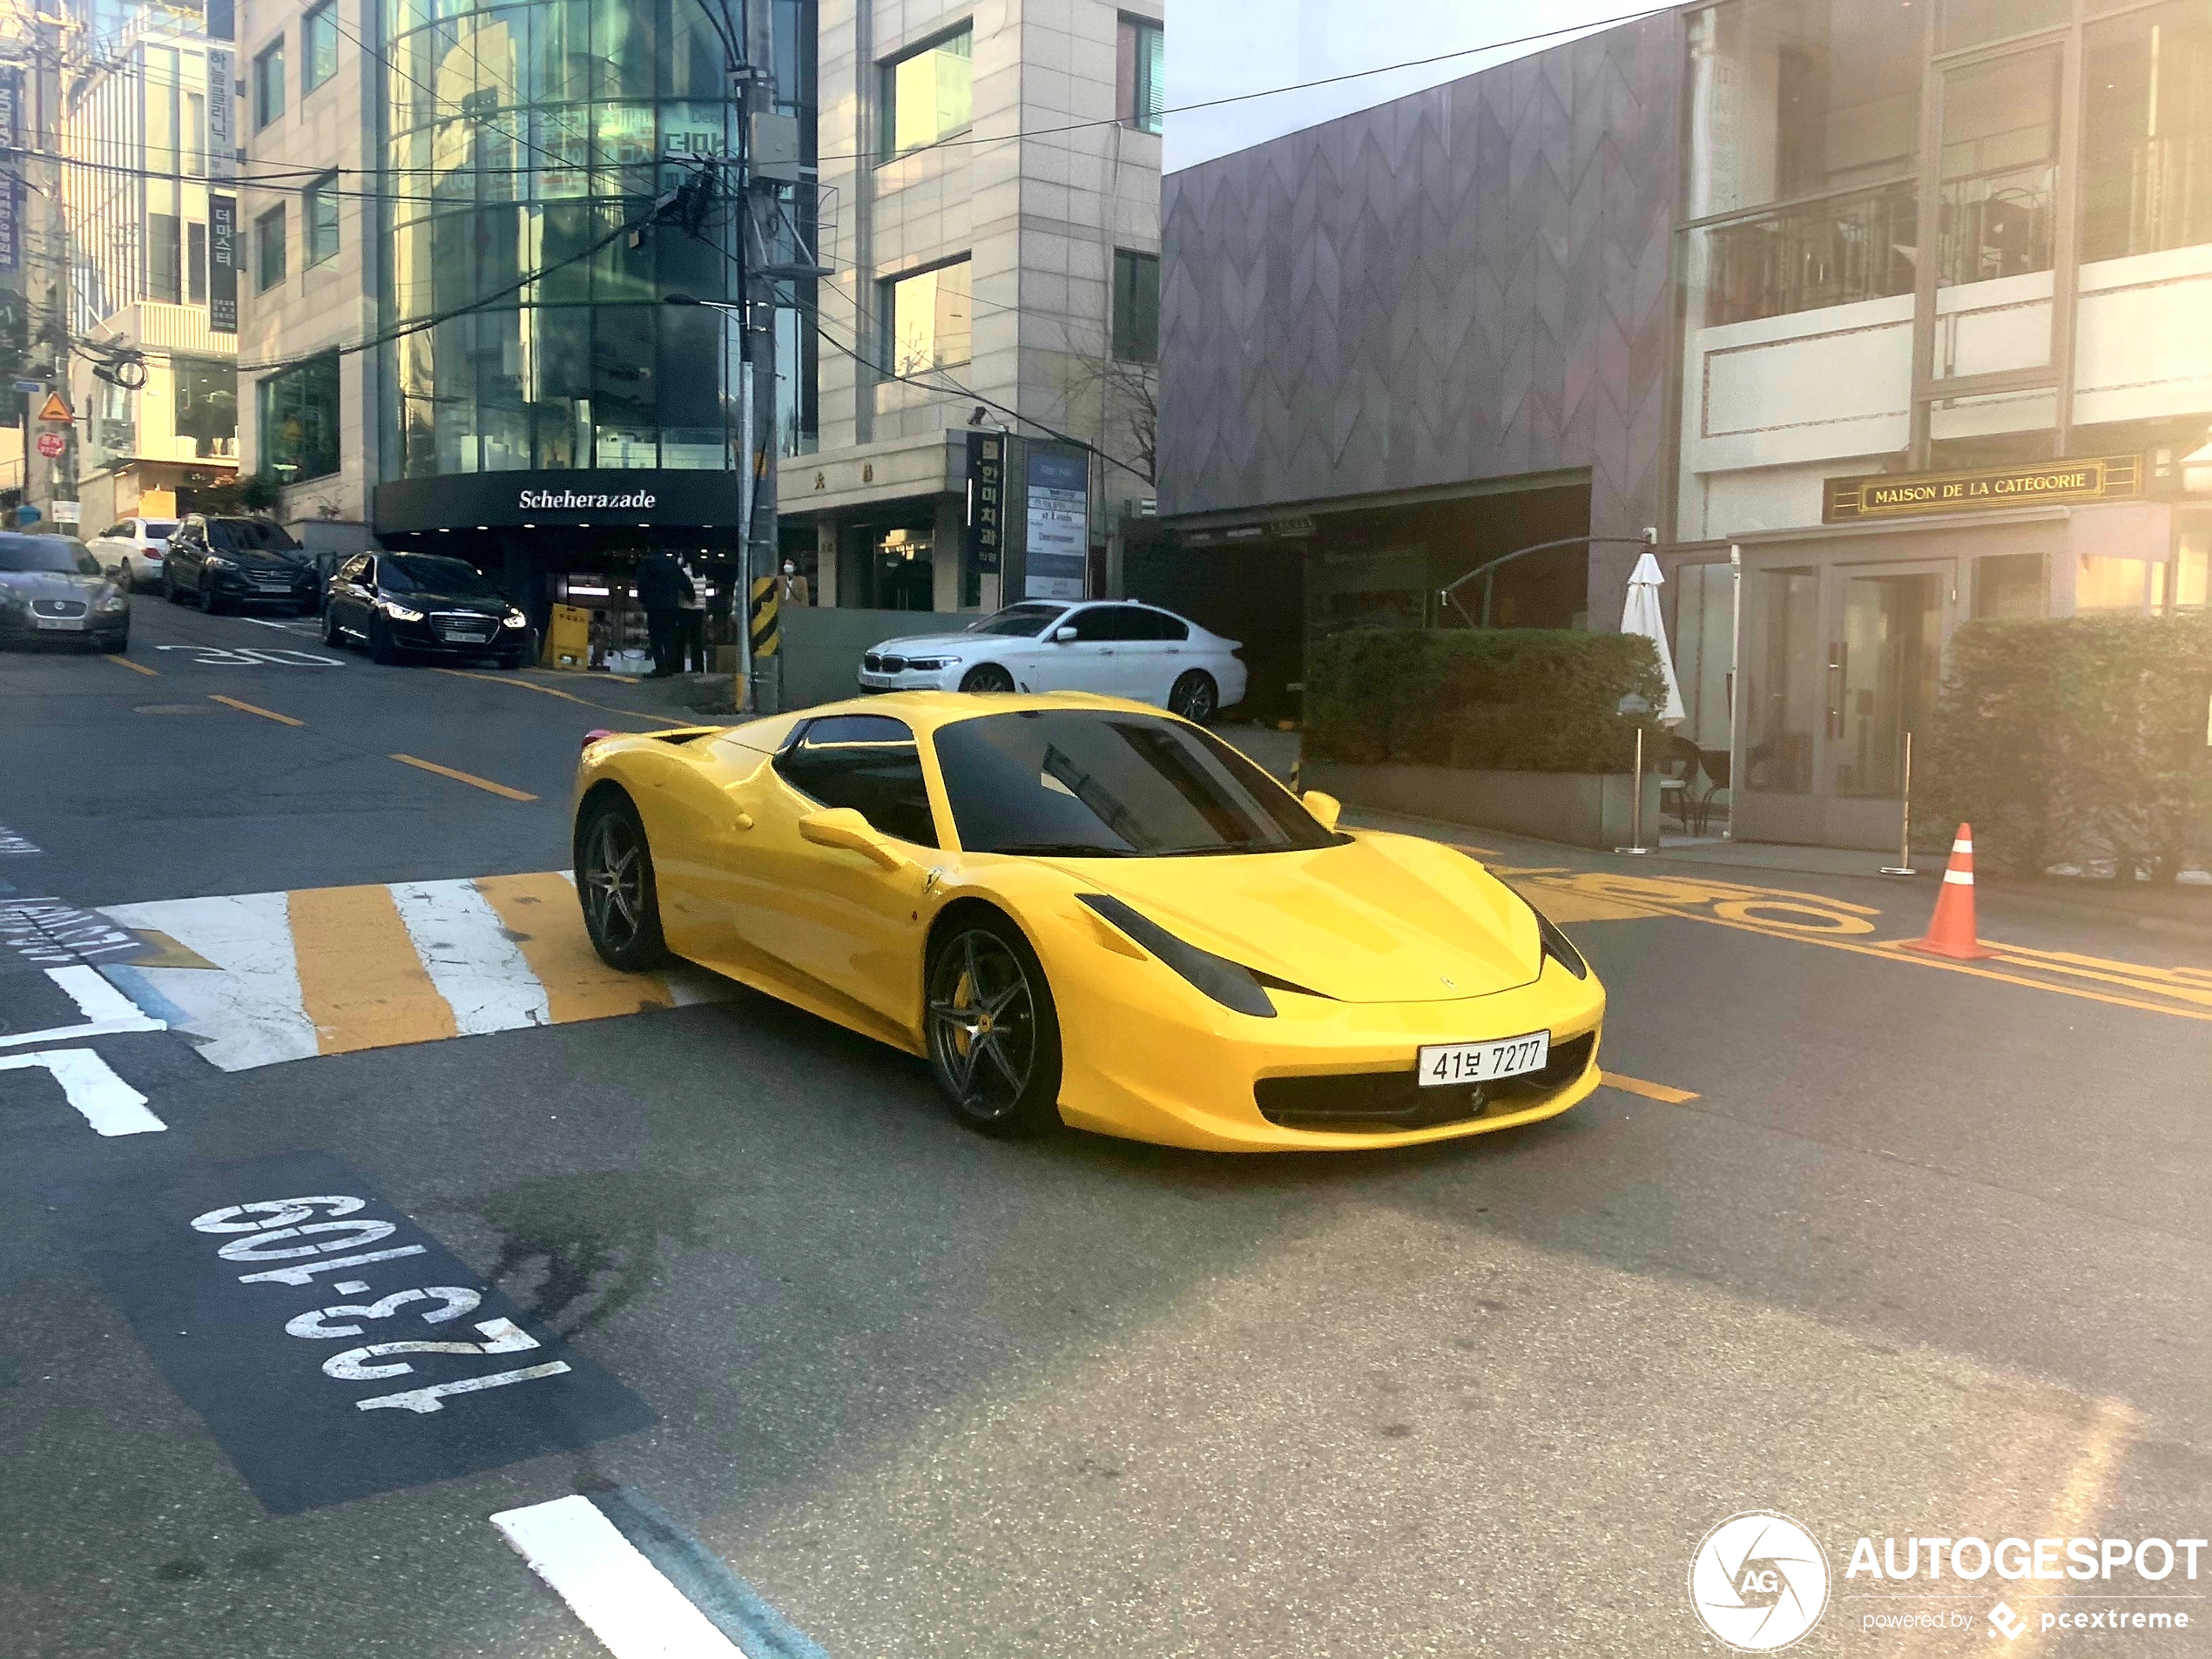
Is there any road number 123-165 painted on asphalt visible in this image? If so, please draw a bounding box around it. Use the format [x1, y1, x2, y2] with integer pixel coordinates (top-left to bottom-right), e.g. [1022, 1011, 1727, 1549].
[190, 1194, 570, 1413]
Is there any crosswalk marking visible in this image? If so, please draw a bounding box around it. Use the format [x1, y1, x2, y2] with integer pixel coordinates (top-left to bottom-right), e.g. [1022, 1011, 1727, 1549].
[98, 874, 729, 1073]
[290, 884, 462, 1055]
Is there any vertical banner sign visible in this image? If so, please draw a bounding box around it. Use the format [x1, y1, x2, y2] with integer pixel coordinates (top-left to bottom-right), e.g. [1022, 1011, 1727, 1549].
[0, 71, 18, 273]
[208, 194, 238, 333]
[1023, 449, 1089, 600]
[964, 430, 1004, 574]
[205, 46, 235, 179]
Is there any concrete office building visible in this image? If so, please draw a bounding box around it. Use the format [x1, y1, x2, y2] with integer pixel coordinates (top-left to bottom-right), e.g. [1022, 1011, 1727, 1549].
[62, 10, 240, 534]
[781, 0, 1164, 617]
[1157, 0, 2212, 845]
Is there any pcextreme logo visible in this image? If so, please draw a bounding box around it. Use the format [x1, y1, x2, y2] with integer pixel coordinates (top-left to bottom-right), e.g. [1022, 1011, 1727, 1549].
[1689, 1512, 1831, 1651]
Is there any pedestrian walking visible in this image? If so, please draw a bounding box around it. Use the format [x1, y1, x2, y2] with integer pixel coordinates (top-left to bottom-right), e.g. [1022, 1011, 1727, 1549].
[778, 558, 811, 608]
[635, 550, 693, 678]
[678, 556, 709, 674]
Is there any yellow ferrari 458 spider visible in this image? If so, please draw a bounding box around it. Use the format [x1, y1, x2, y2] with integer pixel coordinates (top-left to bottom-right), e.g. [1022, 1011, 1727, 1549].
[572, 691, 1603, 1151]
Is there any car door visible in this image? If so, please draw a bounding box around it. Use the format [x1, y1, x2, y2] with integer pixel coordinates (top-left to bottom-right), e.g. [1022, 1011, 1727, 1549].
[332, 554, 374, 636]
[1116, 607, 1190, 704]
[720, 714, 938, 1037]
[168, 517, 206, 592]
[1035, 604, 1129, 694]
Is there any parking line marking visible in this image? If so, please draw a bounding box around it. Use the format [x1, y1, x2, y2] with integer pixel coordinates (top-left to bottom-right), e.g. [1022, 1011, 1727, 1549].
[1601, 1071, 1699, 1104]
[0, 1049, 165, 1136]
[388, 753, 539, 801]
[288, 885, 461, 1055]
[493, 1494, 751, 1659]
[209, 694, 305, 726]
[101, 654, 158, 677]
[475, 872, 676, 1022]
[431, 666, 702, 728]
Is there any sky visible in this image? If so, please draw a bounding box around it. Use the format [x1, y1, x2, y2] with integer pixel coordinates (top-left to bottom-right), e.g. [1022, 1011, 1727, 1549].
[1163, 0, 1664, 174]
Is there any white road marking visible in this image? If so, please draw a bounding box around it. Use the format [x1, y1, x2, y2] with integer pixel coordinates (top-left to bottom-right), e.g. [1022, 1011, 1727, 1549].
[0, 826, 40, 857]
[492, 1494, 752, 1658]
[0, 965, 167, 1050]
[388, 879, 553, 1035]
[102, 890, 321, 1069]
[0, 1049, 165, 1136]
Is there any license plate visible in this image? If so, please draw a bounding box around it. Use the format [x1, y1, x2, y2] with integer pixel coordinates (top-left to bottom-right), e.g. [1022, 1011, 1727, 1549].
[1417, 1031, 1549, 1088]
[34, 616, 83, 630]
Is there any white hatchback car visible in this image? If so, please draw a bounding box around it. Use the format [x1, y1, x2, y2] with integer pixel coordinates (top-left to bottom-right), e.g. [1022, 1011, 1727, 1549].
[858, 600, 1248, 723]
[85, 516, 179, 591]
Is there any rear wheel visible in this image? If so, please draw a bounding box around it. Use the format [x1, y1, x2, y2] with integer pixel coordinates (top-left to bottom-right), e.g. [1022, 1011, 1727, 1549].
[959, 663, 1015, 694]
[926, 914, 1062, 1137]
[577, 793, 670, 971]
[1168, 669, 1219, 725]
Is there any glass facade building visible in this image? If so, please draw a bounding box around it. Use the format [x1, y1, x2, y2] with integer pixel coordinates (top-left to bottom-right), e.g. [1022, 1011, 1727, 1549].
[378, 0, 748, 481]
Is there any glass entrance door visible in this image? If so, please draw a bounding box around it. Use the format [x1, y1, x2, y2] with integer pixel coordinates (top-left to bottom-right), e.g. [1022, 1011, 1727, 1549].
[1832, 570, 1942, 800]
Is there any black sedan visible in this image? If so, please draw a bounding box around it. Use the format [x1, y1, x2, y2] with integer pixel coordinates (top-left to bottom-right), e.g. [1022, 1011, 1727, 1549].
[0, 532, 130, 651]
[322, 551, 533, 666]
[161, 515, 320, 615]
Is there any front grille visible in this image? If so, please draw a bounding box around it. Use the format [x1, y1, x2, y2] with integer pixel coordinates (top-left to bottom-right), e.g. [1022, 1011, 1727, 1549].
[1254, 1031, 1597, 1132]
[861, 652, 882, 672]
[31, 599, 88, 617]
[431, 612, 496, 644]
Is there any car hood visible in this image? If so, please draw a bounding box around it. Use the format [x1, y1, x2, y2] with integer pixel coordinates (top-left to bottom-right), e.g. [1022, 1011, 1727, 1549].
[869, 632, 993, 657]
[0, 570, 114, 603]
[1060, 832, 1541, 1004]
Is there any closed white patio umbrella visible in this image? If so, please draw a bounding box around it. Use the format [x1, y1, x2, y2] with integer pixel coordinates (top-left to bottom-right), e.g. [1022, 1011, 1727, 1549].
[1620, 551, 1686, 728]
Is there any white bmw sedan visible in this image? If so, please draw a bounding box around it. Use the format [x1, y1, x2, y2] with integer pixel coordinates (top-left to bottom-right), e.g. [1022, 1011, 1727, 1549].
[858, 600, 1247, 723]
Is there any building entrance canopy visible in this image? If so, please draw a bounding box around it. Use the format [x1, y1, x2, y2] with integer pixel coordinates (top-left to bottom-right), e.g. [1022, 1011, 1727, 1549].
[373, 470, 745, 536]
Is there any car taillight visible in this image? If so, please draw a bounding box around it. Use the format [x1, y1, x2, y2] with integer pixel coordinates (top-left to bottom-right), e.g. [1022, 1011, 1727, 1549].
[145, 548, 163, 559]
[582, 728, 615, 751]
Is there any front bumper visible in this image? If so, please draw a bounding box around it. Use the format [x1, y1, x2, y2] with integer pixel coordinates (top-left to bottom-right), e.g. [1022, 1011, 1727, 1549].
[857, 665, 962, 695]
[1041, 916, 1608, 1151]
[385, 612, 527, 656]
[0, 611, 129, 647]
[212, 570, 318, 608]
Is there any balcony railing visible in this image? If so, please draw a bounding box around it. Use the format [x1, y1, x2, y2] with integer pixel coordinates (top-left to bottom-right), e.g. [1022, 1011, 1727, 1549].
[1701, 184, 1919, 327]
[1936, 162, 2055, 286]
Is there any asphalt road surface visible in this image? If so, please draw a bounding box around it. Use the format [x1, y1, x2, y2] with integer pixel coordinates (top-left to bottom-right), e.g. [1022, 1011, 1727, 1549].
[2, 592, 2208, 1658]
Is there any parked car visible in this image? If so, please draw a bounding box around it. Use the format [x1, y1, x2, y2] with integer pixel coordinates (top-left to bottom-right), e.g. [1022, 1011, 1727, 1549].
[858, 601, 1248, 723]
[322, 550, 533, 667]
[0, 532, 130, 652]
[161, 515, 319, 614]
[84, 516, 179, 591]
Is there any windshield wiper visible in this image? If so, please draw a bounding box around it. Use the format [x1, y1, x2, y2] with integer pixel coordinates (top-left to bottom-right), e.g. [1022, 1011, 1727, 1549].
[986, 841, 1138, 858]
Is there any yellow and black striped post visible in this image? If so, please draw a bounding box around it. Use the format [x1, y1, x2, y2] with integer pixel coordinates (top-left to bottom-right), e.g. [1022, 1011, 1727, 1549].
[749, 576, 780, 659]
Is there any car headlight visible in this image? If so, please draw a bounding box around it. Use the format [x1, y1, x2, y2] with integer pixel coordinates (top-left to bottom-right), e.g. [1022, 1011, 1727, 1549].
[378, 598, 427, 623]
[903, 656, 954, 671]
[1523, 896, 1589, 980]
[1077, 893, 1278, 1018]
[204, 554, 235, 570]
[502, 609, 529, 629]
[98, 593, 128, 611]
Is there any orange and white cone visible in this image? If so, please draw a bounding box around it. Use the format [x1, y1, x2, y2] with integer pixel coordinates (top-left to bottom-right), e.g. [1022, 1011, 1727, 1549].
[1900, 823, 1994, 961]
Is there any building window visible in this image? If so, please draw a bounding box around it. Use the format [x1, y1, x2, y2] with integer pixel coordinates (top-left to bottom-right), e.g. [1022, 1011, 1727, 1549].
[882, 256, 971, 374]
[1937, 48, 2060, 287]
[187, 221, 207, 303]
[253, 39, 285, 128]
[305, 172, 340, 266]
[881, 25, 971, 158]
[1111, 248, 1158, 362]
[2082, 0, 2212, 263]
[303, 0, 339, 92]
[174, 356, 238, 459]
[255, 203, 287, 290]
[1117, 16, 1163, 134]
[258, 352, 340, 482]
[149, 213, 183, 303]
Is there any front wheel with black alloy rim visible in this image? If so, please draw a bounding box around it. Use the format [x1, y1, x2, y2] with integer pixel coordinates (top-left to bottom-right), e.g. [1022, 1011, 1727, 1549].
[163, 570, 187, 605]
[576, 792, 670, 972]
[1168, 669, 1219, 724]
[198, 576, 222, 615]
[926, 914, 1063, 1136]
[322, 605, 344, 648]
[368, 613, 400, 664]
[958, 663, 1016, 694]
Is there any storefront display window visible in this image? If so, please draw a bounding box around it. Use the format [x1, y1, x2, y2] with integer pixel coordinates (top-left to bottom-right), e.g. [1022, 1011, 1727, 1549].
[2077, 553, 2167, 611]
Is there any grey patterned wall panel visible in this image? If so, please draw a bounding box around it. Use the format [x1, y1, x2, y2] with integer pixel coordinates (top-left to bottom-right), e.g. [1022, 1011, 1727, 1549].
[1157, 15, 1683, 623]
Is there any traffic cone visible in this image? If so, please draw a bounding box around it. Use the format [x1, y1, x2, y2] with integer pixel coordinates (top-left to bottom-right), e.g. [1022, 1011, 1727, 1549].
[1900, 823, 1994, 961]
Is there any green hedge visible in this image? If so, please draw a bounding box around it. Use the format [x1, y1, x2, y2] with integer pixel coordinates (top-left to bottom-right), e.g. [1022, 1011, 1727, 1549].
[1921, 613, 2212, 884]
[1304, 628, 1667, 772]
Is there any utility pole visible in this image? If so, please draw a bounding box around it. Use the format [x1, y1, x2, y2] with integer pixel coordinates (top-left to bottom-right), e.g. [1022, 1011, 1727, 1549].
[739, 1, 778, 714]
[27, 3, 72, 526]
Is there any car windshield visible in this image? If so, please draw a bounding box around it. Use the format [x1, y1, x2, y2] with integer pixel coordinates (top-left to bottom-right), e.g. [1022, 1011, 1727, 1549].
[383, 554, 500, 597]
[142, 521, 178, 539]
[934, 708, 1341, 858]
[0, 535, 100, 576]
[209, 519, 302, 553]
[963, 603, 1068, 637]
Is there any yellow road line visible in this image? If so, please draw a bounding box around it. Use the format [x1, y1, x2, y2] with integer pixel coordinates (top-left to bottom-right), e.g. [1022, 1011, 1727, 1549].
[1601, 1071, 1700, 1103]
[209, 694, 305, 726]
[474, 872, 674, 1022]
[431, 666, 692, 725]
[101, 654, 158, 677]
[389, 752, 539, 801]
[288, 884, 460, 1055]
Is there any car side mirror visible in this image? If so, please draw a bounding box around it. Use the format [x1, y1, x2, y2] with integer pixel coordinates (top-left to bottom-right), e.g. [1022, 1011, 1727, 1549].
[1301, 790, 1343, 832]
[798, 806, 908, 872]
[1052, 625, 1079, 643]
